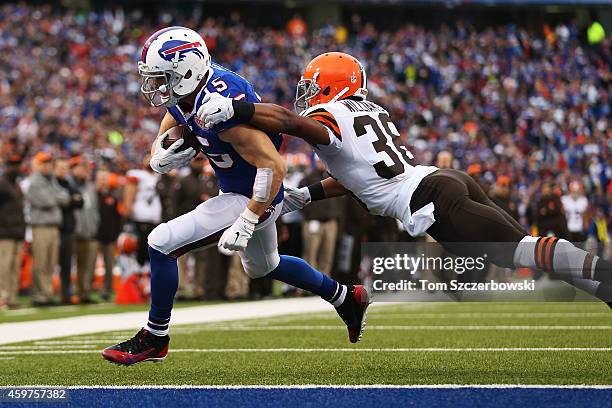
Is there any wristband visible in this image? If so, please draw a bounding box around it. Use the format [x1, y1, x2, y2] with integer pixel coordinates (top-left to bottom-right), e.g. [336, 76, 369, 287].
[307, 182, 326, 202]
[232, 100, 256, 122]
[240, 207, 260, 225]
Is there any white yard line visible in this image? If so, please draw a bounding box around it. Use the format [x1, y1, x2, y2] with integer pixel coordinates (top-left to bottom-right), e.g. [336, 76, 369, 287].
[0, 384, 611, 389]
[0, 345, 95, 350]
[32, 337, 125, 349]
[0, 297, 348, 345]
[1, 347, 611, 356]
[146, 325, 612, 331]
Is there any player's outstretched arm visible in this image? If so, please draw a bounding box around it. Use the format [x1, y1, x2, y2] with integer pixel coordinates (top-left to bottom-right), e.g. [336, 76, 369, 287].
[150, 112, 177, 157]
[216, 124, 287, 251]
[197, 93, 331, 146]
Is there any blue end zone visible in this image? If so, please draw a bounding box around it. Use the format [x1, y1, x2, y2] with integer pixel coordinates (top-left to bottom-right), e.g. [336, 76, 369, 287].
[17, 387, 612, 408]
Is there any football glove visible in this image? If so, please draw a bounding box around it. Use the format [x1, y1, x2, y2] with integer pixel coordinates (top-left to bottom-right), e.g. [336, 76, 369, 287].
[218, 209, 258, 252]
[196, 93, 235, 130]
[149, 136, 197, 174]
[280, 186, 311, 216]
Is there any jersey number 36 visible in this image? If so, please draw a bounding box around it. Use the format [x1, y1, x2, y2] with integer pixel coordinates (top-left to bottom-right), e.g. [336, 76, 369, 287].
[353, 113, 413, 179]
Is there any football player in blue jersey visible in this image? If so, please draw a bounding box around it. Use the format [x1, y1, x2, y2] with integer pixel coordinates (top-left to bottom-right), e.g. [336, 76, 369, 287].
[102, 27, 370, 366]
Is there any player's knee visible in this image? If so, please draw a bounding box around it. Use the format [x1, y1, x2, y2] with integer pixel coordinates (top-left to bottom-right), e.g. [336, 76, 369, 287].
[242, 252, 280, 279]
[148, 223, 172, 254]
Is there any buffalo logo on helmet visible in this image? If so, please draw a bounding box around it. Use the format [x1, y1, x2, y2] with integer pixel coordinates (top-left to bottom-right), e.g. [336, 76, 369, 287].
[158, 40, 205, 62]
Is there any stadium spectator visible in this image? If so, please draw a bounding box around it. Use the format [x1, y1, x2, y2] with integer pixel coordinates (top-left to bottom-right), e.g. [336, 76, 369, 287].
[492, 176, 520, 222]
[435, 150, 455, 170]
[300, 161, 343, 277]
[71, 157, 99, 303]
[0, 154, 25, 309]
[55, 158, 83, 304]
[561, 181, 589, 243]
[95, 170, 124, 301]
[535, 182, 569, 238]
[26, 151, 70, 306]
[123, 157, 162, 271]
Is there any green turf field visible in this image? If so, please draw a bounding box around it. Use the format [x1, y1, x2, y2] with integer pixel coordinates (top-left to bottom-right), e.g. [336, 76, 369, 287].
[1, 302, 611, 386]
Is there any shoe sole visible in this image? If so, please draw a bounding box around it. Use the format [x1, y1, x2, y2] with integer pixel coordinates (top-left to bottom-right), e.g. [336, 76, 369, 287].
[102, 354, 167, 366]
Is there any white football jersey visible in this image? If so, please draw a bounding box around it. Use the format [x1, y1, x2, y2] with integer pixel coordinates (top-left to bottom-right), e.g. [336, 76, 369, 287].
[561, 195, 588, 233]
[302, 100, 437, 235]
[127, 169, 162, 224]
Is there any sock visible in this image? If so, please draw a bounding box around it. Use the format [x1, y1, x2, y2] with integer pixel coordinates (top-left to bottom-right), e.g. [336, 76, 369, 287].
[145, 246, 178, 336]
[512, 236, 611, 284]
[267, 255, 347, 307]
[564, 277, 612, 304]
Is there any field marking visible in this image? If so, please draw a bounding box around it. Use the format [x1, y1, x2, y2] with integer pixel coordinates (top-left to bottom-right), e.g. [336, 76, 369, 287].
[33, 340, 125, 345]
[1, 347, 611, 355]
[1, 384, 611, 389]
[0, 297, 348, 345]
[366, 312, 612, 319]
[0, 357, 15, 360]
[0, 345, 96, 350]
[170, 325, 612, 331]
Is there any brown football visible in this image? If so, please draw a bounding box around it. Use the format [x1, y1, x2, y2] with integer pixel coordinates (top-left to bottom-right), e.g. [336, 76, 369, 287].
[162, 125, 201, 152]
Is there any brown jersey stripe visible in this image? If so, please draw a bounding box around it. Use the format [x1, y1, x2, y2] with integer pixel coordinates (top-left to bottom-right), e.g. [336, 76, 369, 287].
[306, 109, 340, 127]
[582, 253, 594, 279]
[308, 114, 341, 139]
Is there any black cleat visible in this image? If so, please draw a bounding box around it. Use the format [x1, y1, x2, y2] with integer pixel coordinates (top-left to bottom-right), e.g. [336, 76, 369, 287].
[335, 285, 371, 343]
[102, 328, 169, 366]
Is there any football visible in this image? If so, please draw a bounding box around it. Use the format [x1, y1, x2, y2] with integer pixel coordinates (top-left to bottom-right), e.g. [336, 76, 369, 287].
[162, 125, 201, 152]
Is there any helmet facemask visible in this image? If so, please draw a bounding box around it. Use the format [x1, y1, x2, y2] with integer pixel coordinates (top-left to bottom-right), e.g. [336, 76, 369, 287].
[138, 62, 185, 107]
[294, 72, 321, 113]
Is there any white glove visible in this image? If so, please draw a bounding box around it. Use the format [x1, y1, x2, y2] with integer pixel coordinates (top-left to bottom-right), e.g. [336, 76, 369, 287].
[280, 186, 311, 216]
[150, 136, 197, 174]
[196, 93, 235, 130]
[218, 208, 258, 252]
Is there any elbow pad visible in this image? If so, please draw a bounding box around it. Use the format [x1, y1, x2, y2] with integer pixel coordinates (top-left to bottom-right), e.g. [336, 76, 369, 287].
[253, 168, 273, 202]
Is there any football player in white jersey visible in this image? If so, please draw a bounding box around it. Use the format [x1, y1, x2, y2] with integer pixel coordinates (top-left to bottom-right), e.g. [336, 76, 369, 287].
[197, 52, 612, 308]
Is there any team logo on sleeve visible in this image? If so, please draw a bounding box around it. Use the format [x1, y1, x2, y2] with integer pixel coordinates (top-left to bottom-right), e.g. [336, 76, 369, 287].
[158, 40, 206, 62]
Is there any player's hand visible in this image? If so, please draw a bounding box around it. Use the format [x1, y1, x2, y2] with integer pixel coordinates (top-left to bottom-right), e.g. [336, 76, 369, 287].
[218, 209, 258, 252]
[197, 93, 235, 129]
[280, 186, 311, 215]
[149, 136, 197, 174]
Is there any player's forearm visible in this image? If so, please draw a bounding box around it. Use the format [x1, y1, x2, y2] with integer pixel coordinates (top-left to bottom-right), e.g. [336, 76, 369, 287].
[321, 177, 349, 198]
[233, 102, 297, 135]
[246, 157, 286, 217]
[151, 112, 178, 156]
[232, 101, 330, 146]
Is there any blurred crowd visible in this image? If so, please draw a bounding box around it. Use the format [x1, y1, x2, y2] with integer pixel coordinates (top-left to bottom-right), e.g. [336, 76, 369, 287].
[0, 3, 610, 307]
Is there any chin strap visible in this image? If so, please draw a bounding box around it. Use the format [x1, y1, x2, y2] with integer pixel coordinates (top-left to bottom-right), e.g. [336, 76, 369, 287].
[330, 87, 350, 103]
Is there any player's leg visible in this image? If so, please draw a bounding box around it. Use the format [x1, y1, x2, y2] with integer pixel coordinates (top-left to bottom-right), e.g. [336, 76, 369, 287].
[102, 194, 243, 365]
[412, 170, 612, 292]
[240, 208, 371, 343]
[240, 203, 347, 305]
[414, 170, 527, 267]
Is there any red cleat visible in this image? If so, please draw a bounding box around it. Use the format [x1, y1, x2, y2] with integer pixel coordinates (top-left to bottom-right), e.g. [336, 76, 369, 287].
[102, 328, 169, 366]
[335, 285, 372, 343]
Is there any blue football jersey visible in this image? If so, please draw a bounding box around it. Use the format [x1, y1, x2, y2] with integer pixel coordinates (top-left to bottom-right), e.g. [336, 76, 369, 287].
[167, 62, 284, 205]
